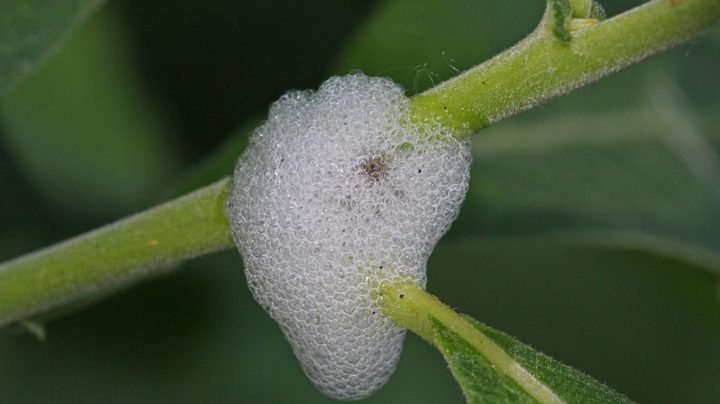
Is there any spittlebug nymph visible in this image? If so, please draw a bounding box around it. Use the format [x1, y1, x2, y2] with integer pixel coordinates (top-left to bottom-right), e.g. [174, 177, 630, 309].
[226, 73, 471, 400]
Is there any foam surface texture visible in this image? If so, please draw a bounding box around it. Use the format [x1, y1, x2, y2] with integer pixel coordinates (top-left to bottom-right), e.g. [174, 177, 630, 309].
[226, 73, 471, 400]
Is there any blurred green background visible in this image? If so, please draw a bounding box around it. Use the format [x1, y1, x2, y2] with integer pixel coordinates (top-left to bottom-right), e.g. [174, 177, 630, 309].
[2, 0, 720, 402]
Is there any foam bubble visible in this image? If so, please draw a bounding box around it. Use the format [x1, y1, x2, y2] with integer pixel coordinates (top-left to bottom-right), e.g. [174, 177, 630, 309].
[226, 73, 471, 400]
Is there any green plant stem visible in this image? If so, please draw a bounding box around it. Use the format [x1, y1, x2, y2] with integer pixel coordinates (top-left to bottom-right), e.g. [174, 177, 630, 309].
[410, 0, 720, 135]
[379, 281, 562, 404]
[2, 0, 719, 329]
[0, 179, 234, 329]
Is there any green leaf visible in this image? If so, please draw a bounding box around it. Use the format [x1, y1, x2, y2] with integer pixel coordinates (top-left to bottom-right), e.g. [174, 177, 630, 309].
[452, 75, 720, 270]
[380, 281, 631, 403]
[335, 0, 544, 94]
[164, 118, 259, 198]
[431, 317, 539, 403]
[0, 8, 179, 215]
[0, 0, 105, 94]
[427, 236, 720, 403]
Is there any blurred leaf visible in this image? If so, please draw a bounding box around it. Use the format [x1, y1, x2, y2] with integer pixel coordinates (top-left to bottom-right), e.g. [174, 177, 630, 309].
[0, 7, 178, 216]
[466, 111, 717, 238]
[382, 281, 631, 403]
[164, 117, 260, 199]
[452, 78, 720, 271]
[336, 0, 705, 113]
[335, 0, 544, 94]
[0, 0, 105, 94]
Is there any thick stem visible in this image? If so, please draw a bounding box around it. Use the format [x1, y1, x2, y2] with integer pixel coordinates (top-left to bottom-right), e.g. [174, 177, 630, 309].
[1, 0, 719, 329]
[410, 0, 720, 135]
[0, 179, 234, 329]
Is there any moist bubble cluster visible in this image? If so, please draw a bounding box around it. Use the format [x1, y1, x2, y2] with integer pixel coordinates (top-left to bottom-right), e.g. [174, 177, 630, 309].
[226, 73, 471, 400]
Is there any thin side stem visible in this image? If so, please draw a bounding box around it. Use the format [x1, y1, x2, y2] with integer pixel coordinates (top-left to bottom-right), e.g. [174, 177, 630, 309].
[0, 179, 234, 329]
[379, 281, 562, 404]
[410, 0, 720, 135]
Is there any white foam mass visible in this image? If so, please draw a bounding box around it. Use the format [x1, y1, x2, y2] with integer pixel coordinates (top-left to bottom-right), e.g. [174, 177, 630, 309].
[226, 73, 471, 400]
